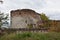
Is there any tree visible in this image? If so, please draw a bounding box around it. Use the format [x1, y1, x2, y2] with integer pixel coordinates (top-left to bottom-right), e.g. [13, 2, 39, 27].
[0, 12, 8, 28]
[40, 13, 49, 21]
[39, 13, 50, 29]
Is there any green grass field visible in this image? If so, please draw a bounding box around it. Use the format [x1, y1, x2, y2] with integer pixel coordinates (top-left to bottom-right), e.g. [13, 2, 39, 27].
[0, 32, 60, 40]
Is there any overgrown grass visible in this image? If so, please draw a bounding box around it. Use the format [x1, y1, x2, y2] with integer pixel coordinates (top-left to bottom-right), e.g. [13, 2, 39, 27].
[0, 32, 60, 40]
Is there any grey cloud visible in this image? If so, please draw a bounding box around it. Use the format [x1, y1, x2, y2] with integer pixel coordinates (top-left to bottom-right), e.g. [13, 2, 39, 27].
[46, 12, 60, 20]
[1, 0, 60, 20]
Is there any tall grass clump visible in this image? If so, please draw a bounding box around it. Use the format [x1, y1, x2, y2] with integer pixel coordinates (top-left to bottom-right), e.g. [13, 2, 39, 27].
[0, 32, 60, 40]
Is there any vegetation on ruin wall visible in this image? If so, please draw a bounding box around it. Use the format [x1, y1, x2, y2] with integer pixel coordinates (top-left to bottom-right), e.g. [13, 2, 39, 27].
[40, 13, 60, 32]
[39, 13, 50, 29]
[27, 13, 60, 32]
[40, 13, 49, 21]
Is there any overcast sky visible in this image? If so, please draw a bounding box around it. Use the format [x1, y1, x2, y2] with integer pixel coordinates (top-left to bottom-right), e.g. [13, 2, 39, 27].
[0, 0, 60, 20]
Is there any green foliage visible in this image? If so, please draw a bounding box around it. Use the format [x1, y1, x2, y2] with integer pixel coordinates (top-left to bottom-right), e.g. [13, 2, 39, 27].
[0, 13, 8, 28]
[0, 32, 60, 40]
[40, 13, 49, 21]
[39, 13, 51, 28]
[32, 13, 50, 29]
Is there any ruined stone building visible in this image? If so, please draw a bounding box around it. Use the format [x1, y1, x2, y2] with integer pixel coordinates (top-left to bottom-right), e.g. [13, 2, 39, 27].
[10, 9, 42, 28]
